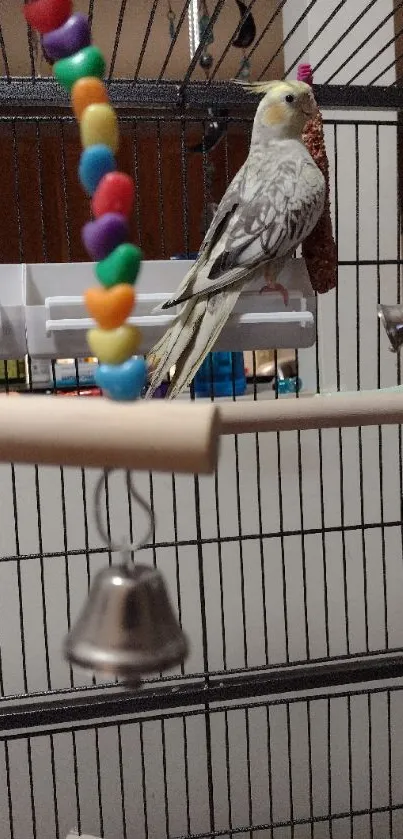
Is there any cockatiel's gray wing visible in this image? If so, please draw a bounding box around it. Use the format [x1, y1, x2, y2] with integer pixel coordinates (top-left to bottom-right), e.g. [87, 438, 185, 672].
[158, 163, 247, 308]
[161, 144, 325, 309]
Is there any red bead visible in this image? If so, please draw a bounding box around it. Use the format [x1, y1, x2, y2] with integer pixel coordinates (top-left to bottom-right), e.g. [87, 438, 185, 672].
[92, 172, 135, 219]
[24, 0, 72, 34]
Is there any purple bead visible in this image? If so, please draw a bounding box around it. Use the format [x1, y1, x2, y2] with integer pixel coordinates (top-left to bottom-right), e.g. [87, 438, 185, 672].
[82, 213, 129, 261]
[42, 14, 90, 60]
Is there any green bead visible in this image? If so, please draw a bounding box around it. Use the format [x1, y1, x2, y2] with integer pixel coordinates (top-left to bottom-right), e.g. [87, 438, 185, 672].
[54, 46, 106, 91]
[96, 243, 142, 288]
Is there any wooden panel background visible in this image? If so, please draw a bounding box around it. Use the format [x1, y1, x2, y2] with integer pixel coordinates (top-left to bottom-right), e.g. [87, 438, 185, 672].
[0, 119, 250, 264]
[0, 0, 284, 83]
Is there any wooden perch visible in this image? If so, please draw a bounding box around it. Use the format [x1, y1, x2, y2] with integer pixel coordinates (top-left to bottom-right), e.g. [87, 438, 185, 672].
[0, 390, 403, 472]
[219, 390, 403, 435]
[0, 397, 220, 474]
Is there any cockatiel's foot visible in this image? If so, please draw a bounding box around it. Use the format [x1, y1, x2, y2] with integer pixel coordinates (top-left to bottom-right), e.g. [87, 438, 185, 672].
[259, 281, 289, 307]
[260, 265, 289, 307]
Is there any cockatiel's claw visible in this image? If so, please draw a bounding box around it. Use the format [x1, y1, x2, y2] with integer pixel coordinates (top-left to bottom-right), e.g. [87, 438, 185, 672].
[261, 263, 290, 306]
[259, 282, 289, 307]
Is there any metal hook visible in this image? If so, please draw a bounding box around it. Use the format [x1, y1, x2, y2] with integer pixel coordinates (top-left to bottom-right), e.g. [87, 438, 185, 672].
[94, 470, 155, 555]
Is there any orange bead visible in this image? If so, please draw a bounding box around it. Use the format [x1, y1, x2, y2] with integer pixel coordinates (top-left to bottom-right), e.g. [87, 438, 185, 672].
[71, 77, 109, 121]
[84, 284, 135, 330]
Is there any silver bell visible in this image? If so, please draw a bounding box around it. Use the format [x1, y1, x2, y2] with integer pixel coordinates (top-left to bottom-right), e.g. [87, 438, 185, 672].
[378, 304, 403, 353]
[64, 563, 189, 679]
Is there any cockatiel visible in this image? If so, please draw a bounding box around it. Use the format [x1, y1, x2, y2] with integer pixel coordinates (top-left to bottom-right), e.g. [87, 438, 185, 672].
[146, 79, 326, 399]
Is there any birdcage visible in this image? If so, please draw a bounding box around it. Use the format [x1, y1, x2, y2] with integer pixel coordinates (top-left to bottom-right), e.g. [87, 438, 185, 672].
[1, 2, 403, 838]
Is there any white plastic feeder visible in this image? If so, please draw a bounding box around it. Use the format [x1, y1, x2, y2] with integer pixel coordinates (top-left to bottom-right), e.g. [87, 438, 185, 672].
[0, 264, 27, 359]
[24, 258, 315, 358]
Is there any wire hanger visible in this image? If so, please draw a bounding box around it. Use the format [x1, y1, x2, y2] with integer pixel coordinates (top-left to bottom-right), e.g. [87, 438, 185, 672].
[94, 469, 154, 555]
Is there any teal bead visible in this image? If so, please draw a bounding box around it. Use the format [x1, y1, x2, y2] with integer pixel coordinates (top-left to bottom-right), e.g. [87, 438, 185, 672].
[274, 377, 303, 394]
[96, 243, 142, 288]
[54, 46, 105, 91]
[275, 378, 288, 394]
[79, 144, 116, 196]
[291, 377, 303, 393]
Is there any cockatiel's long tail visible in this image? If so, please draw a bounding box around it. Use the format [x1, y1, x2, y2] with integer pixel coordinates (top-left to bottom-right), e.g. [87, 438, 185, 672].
[147, 285, 243, 399]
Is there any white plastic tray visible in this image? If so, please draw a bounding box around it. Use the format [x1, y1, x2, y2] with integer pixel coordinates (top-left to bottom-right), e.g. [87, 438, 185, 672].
[23, 258, 316, 358]
[0, 264, 27, 359]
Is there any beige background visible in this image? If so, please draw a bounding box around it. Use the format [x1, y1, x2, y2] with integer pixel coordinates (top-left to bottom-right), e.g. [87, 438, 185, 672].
[1, 0, 284, 82]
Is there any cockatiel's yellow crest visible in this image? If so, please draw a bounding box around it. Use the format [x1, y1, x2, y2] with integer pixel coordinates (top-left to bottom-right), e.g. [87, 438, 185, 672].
[146, 78, 325, 399]
[235, 78, 310, 96]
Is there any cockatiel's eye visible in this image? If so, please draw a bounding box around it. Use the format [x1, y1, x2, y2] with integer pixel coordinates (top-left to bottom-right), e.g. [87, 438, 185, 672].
[285, 94, 295, 103]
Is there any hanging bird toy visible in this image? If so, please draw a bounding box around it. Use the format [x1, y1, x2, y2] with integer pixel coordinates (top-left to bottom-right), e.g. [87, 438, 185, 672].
[22, 0, 189, 681]
[232, 0, 256, 81]
[198, 0, 215, 75]
[24, 0, 147, 403]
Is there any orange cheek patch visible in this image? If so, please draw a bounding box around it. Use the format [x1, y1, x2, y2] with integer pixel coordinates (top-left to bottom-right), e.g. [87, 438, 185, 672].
[264, 103, 287, 125]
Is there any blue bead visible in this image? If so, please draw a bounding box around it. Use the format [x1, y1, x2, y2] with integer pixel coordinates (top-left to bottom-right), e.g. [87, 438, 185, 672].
[95, 356, 147, 401]
[79, 144, 116, 196]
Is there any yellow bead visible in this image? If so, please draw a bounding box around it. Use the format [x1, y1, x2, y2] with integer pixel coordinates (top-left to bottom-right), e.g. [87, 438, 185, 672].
[80, 103, 119, 154]
[87, 325, 141, 364]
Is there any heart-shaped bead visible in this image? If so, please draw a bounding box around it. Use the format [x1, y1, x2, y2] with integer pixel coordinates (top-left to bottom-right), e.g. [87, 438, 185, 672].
[87, 325, 141, 364]
[24, 0, 72, 34]
[54, 46, 105, 91]
[95, 357, 147, 401]
[72, 77, 109, 120]
[79, 144, 116, 196]
[81, 103, 119, 154]
[42, 13, 90, 60]
[82, 213, 128, 260]
[84, 285, 135, 330]
[96, 243, 142, 288]
[92, 172, 134, 219]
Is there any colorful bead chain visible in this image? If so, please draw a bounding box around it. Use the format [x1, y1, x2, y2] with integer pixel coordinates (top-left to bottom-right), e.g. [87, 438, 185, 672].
[24, 0, 147, 402]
